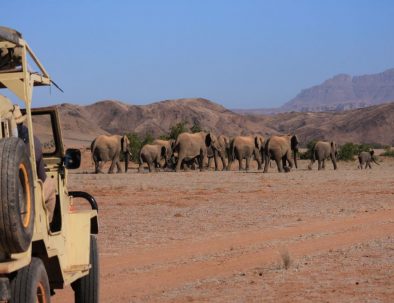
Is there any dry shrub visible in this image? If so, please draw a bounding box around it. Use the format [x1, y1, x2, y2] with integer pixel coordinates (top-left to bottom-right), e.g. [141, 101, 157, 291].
[279, 247, 291, 270]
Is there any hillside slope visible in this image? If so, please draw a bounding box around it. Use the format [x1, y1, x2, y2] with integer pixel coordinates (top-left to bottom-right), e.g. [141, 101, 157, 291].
[55, 99, 394, 147]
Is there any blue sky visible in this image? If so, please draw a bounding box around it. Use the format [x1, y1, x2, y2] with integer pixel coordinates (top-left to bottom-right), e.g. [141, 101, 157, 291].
[2, 0, 394, 108]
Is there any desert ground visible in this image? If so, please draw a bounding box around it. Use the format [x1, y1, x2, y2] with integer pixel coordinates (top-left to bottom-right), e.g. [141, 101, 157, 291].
[54, 155, 394, 303]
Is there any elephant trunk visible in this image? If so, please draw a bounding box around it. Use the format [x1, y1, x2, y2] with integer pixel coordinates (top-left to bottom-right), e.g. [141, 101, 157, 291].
[293, 149, 298, 169]
[333, 159, 337, 170]
[124, 151, 129, 173]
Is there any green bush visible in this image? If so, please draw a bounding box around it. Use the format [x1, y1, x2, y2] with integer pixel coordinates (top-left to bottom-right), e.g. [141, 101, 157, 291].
[126, 132, 154, 162]
[357, 143, 373, 153]
[168, 121, 188, 140]
[190, 122, 202, 133]
[381, 146, 394, 157]
[126, 122, 206, 163]
[337, 143, 375, 161]
[299, 140, 317, 160]
[338, 143, 358, 161]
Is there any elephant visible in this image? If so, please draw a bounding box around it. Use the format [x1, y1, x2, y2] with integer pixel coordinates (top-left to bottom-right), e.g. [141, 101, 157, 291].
[358, 150, 379, 169]
[227, 135, 265, 171]
[206, 135, 231, 171]
[263, 134, 299, 173]
[91, 134, 131, 173]
[138, 144, 168, 172]
[307, 140, 338, 170]
[174, 131, 219, 172]
[152, 139, 175, 168]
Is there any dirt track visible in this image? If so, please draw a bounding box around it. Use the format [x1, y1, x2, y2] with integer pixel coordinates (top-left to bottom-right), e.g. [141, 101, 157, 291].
[54, 158, 394, 302]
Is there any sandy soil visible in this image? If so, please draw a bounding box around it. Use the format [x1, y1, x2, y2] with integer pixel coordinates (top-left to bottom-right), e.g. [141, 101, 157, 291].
[53, 157, 394, 302]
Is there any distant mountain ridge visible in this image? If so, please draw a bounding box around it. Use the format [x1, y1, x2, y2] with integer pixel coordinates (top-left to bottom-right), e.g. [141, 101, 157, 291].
[234, 68, 394, 114]
[56, 98, 394, 148]
[282, 68, 394, 112]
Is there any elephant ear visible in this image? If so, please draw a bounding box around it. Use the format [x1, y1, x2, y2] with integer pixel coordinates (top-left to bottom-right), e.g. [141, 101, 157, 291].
[291, 135, 299, 151]
[224, 136, 230, 148]
[121, 135, 129, 152]
[330, 141, 336, 149]
[169, 139, 176, 151]
[254, 136, 261, 150]
[205, 133, 212, 147]
[161, 146, 167, 157]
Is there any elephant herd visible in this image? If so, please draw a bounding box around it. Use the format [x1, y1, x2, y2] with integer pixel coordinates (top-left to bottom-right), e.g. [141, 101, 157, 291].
[90, 133, 379, 174]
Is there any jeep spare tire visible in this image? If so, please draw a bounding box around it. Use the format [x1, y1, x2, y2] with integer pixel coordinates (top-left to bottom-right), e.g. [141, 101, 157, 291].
[0, 137, 34, 254]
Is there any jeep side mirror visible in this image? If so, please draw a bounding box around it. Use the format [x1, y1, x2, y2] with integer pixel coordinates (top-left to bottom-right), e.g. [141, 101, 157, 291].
[64, 148, 81, 169]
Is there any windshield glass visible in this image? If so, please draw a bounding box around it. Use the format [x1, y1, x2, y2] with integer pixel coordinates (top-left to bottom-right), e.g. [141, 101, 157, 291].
[30, 113, 56, 155]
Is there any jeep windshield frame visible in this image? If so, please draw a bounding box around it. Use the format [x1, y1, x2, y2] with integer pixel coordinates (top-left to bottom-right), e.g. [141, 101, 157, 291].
[0, 26, 55, 180]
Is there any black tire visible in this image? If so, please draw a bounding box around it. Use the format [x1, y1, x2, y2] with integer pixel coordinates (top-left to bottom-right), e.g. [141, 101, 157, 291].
[0, 137, 34, 254]
[72, 235, 99, 303]
[10, 257, 51, 303]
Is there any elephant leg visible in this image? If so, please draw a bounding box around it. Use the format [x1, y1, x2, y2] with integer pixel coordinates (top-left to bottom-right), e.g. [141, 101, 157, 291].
[255, 153, 262, 170]
[227, 159, 233, 171]
[284, 151, 293, 169]
[238, 158, 243, 171]
[317, 159, 322, 170]
[94, 161, 100, 173]
[213, 151, 219, 171]
[198, 156, 203, 171]
[199, 152, 206, 172]
[207, 157, 212, 170]
[116, 161, 122, 173]
[322, 159, 326, 169]
[182, 161, 190, 171]
[245, 156, 251, 171]
[330, 155, 337, 170]
[97, 161, 105, 173]
[282, 157, 287, 171]
[108, 160, 116, 174]
[220, 155, 226, 171]
[276, 158, 283, 172]
[263, 155, 270, 173]
[148, 162, 154, 173]
[257, 159, 262, 170]
[176, 154, 185, 172]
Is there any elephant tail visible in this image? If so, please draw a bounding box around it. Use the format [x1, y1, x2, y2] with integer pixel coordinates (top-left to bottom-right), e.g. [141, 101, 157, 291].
[372, 156, 380, 165]
[231, 139, 236, 161]
[90, 139, 97, 164]
[139, 150, 144, 165]
[174, 137, 180, 151]
[311, 144, 316, 161]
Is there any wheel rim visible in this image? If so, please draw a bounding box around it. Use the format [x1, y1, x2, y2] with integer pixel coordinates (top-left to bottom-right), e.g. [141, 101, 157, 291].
[18, 163, 31, 228]
[36, 282, 47, 303]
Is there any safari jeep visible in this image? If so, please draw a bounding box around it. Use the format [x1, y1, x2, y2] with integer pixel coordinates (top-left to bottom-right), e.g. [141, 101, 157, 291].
[0, 27, 99, 302]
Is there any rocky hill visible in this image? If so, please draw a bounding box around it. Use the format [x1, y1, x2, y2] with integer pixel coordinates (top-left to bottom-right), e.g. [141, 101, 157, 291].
[55, 98, 394, 148]
[235, 68, 394, 114]
[253, 102, 394, 146]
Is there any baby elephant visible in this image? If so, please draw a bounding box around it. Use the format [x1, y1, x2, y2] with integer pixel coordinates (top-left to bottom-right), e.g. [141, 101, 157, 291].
[358, 150, 379, 169]
[138, 144, 168, 172]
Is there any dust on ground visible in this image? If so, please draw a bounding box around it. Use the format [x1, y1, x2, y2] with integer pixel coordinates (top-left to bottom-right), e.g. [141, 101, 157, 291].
[54, 157, 394, 302]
